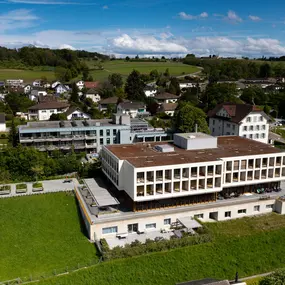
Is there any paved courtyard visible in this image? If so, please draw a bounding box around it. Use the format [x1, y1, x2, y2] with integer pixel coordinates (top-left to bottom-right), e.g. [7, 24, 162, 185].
[0, 178, 79, 198]
[105, 230, 174, 249]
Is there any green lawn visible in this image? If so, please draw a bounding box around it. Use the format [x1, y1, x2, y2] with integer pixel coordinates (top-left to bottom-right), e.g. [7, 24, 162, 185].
[0, 193, 98, 281]
[33, 214, 285, 285]
[88, 60, 200, 81]
[0, 69, 55, 82]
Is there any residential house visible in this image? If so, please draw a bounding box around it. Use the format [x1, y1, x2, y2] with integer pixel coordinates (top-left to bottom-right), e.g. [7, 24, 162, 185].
[86, 88, 101, 103]
[85, 81, 100, 89]
[43, 82, 51, 89]
[0, 81, 5, 88]
[179, 81, 197, 89]
[98, 96, 122, 112]
[154, 92, 180, 104]
[208, 103, 270, 144]
[241, 78, 276, 89]
[55, 84, 69, 95]
[117, 101, 149, 118]
[28, 101, 70, 121]
[33, 80, 43, 87]
[29, 87, 47, 101]
[157, 103, 178, 117]
[144, 85, 157, 97]
[24, 84, 32, 94]
[76, 80, 85, 90]
[6, 79, 24, 87]
[51, 81, 61, 89]
[65, 106, 91, 120]
[0, 113, 6, 132]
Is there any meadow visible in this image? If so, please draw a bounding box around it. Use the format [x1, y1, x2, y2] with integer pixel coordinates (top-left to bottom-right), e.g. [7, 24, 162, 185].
[29, 214, 285, 285]
[0, 193, 98, 281]
[0, 69, 55, 82]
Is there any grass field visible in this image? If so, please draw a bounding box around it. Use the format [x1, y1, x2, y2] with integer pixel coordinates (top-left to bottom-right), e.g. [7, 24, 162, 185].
[0, 69, 55, 82]
[86, 60, 200, 81]
[29, 213, 285, 285]
[0, 193, 98, 281]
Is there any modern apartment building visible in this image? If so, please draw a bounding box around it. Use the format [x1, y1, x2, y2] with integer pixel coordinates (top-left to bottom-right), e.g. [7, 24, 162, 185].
[74, 133, 285, 242]
[18, 114, 170, 153]
[208, 103, 270, 144]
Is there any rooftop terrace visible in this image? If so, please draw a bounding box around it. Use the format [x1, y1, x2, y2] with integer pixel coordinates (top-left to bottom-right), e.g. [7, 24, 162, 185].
[106, 136, 281, 167]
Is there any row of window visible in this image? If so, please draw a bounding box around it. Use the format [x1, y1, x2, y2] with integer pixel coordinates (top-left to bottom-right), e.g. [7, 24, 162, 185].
[246, 116, 264, 122]
[243, 133, 266, 139]
[243, 125, 266, 131]
[99, 129, 117, 137]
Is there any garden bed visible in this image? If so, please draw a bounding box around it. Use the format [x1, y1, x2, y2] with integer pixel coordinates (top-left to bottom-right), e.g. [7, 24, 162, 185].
[32, 182, 43, 192]
[16, 183, 27, 193]
[0, 185, 11, 195]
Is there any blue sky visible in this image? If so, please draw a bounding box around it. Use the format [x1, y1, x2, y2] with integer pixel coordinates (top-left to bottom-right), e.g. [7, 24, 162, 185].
[1, 0, 285, 57]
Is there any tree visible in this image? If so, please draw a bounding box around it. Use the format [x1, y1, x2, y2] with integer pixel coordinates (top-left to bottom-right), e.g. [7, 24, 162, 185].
[55, 67, 67, 81]
[173, 102, 209, 133]
[8, 116, 18, 147]
[49, 113, 67, 121]
[263, 105, 271, 115]
[125, 56, 130, 61]
[260, 269, 285, 285]
[108, 73, 123, 89]
[168, 77, 181, 95]
[259, 63, 272, 78]
[82, 66, 90, 81]
[5, 93, 34, 114]
[69, 82, 80, 104]
[31, 165, 44, 182]
[180, 88, 199, 106]
[240, 86, 268, 105]
[125, 70, 145, 101]
[164, 68, 170, 77]
[150, 69, 159, 80]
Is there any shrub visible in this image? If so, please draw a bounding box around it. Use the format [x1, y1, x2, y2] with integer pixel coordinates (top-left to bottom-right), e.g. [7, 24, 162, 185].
[16, 183, 27, 190]
[0, 185, 11, 191]
[0, 133, 6, 138]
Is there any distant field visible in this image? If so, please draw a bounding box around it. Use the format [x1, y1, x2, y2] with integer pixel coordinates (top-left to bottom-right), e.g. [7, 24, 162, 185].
[87, 60, 200, 81]
[28, 213, 285, 285]
[0, 69, 55, 82]
[0, 193, 98, 281]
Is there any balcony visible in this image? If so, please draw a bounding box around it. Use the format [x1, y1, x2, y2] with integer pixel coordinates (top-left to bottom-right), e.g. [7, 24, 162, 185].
[85, 143, 97, 149]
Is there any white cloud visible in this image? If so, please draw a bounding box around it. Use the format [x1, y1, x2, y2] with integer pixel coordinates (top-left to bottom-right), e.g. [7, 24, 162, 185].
[226, 10, 242, 22]
[0, 9, 38, 30]
[249, 15, 261, 21]
[111, 34, 188, 54]
[102, 5, 108, 9]
[6, 0, 94, 4]
[59, 44, 76, 50]
[178, 11, 208, 20]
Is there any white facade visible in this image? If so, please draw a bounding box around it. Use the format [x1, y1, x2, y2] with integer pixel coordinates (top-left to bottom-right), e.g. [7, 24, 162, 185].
[29, 107, 69, 121]
[179, 82, 196, 89]
[144, 89, 157, 97]
[6, 79, 24, 86]
[33, 80, 42, 87]
[117, 104, 148, 119]
[55, 85, 68, 94]
[209, 111, 269, 144]
[86, 93, 101, 103]
[67, 110, 91, 120]
[0, 122, 6, 132]
[51, 81, 61, 89]
[76, 81, 85, 90]
[24, 85, 32, 94]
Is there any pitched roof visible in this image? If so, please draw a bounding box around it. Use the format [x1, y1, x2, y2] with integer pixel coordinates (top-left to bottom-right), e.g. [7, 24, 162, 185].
[65, 106, 82, 116]
[0, 113, 5, 124]
[207, 103, 268, 124]
[85, 81, 100, 89]
[28, 102, 70, 110]
[99, 96, 120, 105]
[86, 88, 99, 94]
[154, 92, 180, 100]
[118, 101, 145, 110]
[159, 103, 178, 112]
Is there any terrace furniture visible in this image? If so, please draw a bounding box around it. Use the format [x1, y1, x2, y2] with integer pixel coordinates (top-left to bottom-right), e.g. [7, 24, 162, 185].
[116, 232, 128, 239]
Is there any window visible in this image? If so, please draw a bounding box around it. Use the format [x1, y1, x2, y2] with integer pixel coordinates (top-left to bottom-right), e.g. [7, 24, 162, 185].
[246, 117, 251, 122]
[255, 133, 259, 139]
[266, 204, 274, 209]
[100, 138, 103, 144]
[212, 128, 215, 133]
[238, 209, 246, 214]
[261, 133, 265, 139]
[243, 126, 247, 131]
[256, 125, 260, 131]
[226, 132, 230, 135]
[260, 116, 264, 121]
[213, 119, 215, 125]
[164, 218, 171, 225]
[243, 135, 246, 138]
[113, 129, 117, 136]
[254, 205, 260, 212]
[194, 214, 204, 219]
[250, 125, 254, 131]
[262, 125, 266, 130]
[145, 223, 156, 229]
[102, 226, 118, 234]
[100, 130, 103, 136]
[225, 211, 231, 218]
[106, 129, 110, 136]
[249, 134, 253, 139]
[41, 110, 46, 113]
[106, 138, 110, 144]
[227, 123, 230, 128]
[232, 125, 236, 130]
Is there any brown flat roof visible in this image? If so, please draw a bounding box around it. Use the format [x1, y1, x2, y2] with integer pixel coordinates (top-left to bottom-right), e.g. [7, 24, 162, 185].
[106, 136, 281, 168]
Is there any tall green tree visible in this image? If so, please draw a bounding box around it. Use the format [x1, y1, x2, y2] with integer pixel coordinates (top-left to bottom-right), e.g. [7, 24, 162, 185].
[108, 73, 123, 89]
[8, 116, 18, 147]
[259, 63, 272, 78]
[168, 77, 181, 95]
[5, 93, 34, 114]
[173, 102, 209, 133]
[69, 82, 80, 104]
[240, 86, 268, 105]
[125, 70, 145, 101]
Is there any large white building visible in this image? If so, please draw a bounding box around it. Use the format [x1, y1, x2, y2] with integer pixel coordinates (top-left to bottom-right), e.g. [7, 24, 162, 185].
[208, 103, 270, 144]
[76, 133, 285, 242]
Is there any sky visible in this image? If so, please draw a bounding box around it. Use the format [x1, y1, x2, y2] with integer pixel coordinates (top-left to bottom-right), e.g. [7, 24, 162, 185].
[1, 0, 285, 57]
